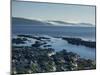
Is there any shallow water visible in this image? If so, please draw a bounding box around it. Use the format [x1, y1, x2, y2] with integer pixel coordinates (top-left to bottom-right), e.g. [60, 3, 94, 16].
[44, 37, 96, 60]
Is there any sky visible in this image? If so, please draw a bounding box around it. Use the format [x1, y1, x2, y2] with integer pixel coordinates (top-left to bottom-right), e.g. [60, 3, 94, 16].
[12, 1, 96, 25]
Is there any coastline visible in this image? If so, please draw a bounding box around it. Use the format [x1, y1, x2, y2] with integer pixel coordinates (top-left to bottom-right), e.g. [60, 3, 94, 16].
[12, 34, 96, 60]
[12, 34, 96, 74]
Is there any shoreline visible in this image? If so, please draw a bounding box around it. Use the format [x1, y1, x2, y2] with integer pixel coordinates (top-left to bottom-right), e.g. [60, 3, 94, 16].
[12, 34, 96, 74]
[12, 34, 96, 48]
[12, 34, 96, 60]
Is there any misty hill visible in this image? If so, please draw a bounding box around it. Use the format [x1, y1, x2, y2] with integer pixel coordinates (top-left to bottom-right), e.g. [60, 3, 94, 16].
[12, 17, 94, 27]
[50, 21, 76, 25]
[12, 17, 52, 26]
[48, 20, 94, 27]
[78, 23, 94, 26]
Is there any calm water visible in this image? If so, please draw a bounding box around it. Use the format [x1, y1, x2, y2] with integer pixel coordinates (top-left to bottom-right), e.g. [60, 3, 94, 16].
[12, 25, 96, 41]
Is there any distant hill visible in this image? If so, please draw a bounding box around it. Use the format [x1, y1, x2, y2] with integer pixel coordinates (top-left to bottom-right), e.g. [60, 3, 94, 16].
[12, 17, 52, 26]
[78, 23, 94, 26]
[50, 21, 76, 25]
[48, 20, 94, 27]
[12, 17, 94, 27]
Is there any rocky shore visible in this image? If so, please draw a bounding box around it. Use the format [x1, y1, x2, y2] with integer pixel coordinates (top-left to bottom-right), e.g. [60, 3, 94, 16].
[62, 37, 96, 48]
[12, 34, 96, 74]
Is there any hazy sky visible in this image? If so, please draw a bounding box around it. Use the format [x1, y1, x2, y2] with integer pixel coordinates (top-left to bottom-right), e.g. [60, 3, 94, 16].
[12, 1, 96, 25]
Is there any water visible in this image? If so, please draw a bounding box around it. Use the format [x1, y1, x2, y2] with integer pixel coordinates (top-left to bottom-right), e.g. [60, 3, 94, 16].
[12, 25, 96, 41]
[12, 25, 96, 60]
[44, 37, 96, 60]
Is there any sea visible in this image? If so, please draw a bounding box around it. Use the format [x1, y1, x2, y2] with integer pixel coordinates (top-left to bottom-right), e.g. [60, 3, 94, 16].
[12, 25, 96, 60]
[12, 25, 96, 41]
